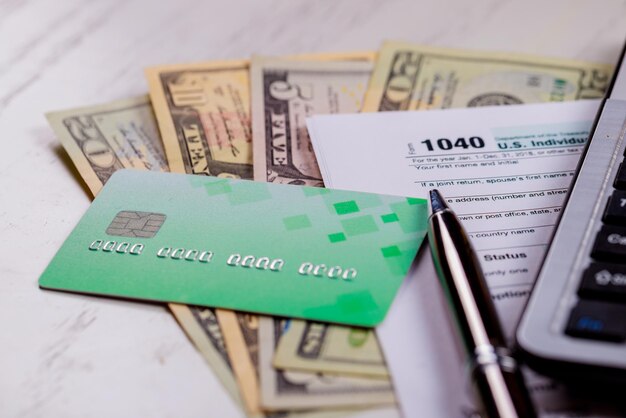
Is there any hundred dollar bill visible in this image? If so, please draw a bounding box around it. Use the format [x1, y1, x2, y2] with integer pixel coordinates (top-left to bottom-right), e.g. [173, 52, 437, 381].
[250, 58, 373, 186]
[273, 320, 388, 379]
[47, 97, 243, 409]
[259, 317, 396, 411]
[145, 60, 253, 179]
[46, 95, 168, 196]
[362, 41, 613, 112]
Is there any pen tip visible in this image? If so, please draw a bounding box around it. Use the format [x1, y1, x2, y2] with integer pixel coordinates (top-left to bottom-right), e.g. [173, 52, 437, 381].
[429, 189, 449, 213]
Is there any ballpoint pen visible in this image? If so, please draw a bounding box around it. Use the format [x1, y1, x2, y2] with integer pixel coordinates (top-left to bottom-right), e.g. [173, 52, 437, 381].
[428, 189, 536, 418]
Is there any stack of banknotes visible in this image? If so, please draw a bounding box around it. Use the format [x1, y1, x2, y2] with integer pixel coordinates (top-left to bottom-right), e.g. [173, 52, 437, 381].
[46, 41, 613, 417]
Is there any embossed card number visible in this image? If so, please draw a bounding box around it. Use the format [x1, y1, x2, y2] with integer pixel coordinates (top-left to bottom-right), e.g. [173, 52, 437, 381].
[88, 239, 355, 282]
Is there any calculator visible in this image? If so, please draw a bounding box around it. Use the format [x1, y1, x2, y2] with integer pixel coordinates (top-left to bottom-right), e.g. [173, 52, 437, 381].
[517, 44, 626, 382]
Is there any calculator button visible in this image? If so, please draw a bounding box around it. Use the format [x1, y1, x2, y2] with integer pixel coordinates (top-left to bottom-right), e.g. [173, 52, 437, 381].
[614, 163, 626, 189]
[565, 301, 626, 342]
[591, 226, 626, 261]
[579, 263, 626, 303]
[603, 191, 626, 225]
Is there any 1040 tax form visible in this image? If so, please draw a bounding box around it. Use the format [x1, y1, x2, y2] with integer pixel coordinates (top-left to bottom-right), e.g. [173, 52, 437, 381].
[308, 100, 625, 417]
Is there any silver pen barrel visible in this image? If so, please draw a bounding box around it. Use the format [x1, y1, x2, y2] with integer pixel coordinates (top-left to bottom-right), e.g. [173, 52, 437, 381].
[428, 189, 536, 418]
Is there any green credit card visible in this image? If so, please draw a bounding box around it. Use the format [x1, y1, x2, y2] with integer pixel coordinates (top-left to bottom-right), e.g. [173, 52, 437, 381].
[39, 170, 427, 326]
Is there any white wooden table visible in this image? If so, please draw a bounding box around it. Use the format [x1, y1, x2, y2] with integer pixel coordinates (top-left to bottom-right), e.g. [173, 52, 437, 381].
[1, 1, 625, 416]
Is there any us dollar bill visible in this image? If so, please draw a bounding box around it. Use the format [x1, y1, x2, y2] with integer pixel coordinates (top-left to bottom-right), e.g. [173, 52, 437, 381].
[273, 320, 388, 379]
[250, 58, 373, 186]
[46, 95, 168, 195]
[361, 41, 614, 112]
[47, 96, 243, 409]
[145, 60, 254, 179]
[216, 310, 263, 416]
[259, 317, 396, 411]
[144, 53, 375, 181]
[169, 305, 243, 406]
[217, 313, 397, 418]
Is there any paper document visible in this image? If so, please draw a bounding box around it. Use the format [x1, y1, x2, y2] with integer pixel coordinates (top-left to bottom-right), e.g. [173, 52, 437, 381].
[308, 100, 624, 416]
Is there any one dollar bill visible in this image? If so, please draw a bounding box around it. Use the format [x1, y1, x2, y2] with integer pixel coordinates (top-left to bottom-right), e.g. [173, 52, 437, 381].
[259, 317, 396, 411]
[250, 57, 373, 186]
[362, 41, 613, 112]
[273, 320, 388, 379]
